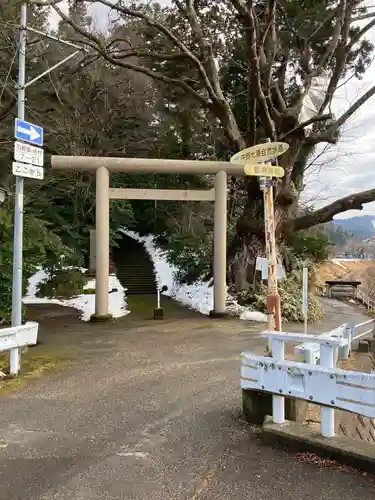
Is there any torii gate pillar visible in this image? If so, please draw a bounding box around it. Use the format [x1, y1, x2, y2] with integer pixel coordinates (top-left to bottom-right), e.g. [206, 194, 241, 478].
[210, 170, 228, 317]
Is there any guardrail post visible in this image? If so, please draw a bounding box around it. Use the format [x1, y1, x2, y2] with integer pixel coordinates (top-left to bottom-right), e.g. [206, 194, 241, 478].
[304, 348, 315, 365]
[10, 349, 20, 375]
[271, 338, 285, 424]
[319, 343, 335, 438]
[341, 324, 352, 360]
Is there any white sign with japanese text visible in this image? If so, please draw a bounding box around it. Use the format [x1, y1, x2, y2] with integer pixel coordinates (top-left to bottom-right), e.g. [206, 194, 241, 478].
[14, 141, 44, 167]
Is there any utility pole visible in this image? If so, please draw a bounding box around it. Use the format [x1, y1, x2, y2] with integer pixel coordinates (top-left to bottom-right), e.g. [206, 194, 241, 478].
[10, 3, 27, 373]
[9, 5, 87, 374]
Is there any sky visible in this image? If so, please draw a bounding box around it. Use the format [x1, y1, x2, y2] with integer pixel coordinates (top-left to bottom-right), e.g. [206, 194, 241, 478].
[49, 1, 375, 220]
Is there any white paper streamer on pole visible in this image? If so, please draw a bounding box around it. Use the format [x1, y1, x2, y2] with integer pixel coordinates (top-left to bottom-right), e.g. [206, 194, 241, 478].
[298, 71, 330, 134]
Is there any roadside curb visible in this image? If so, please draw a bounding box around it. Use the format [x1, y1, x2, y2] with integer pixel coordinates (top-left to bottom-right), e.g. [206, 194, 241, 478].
[262, 417, 375, 473]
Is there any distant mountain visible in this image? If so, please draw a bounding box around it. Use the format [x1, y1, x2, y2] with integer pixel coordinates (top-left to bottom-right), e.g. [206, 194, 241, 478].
[333, 215, 375, 240]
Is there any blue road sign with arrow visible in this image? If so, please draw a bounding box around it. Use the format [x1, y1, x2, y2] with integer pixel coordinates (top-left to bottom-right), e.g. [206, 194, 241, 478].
[14, 118, 43, 147]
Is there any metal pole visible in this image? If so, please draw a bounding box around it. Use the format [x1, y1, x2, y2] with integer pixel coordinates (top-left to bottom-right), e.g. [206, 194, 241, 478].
[341, 324, 352, 360]
[271, 338, 285, 424]
[10, 3, 27, 375]
[302, 267, 308, 335]
[320, 344, 335, 438]
[25, 50, 81, 88]
[212, 171, 227, 316]
[304, 348, 315, 365]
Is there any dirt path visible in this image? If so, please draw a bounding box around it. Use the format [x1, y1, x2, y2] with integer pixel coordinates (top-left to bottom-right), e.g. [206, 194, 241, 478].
[0, 299, 373, 499]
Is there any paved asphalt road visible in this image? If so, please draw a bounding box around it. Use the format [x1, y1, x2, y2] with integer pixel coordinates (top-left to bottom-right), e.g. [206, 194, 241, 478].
[0, 298, 374, 500]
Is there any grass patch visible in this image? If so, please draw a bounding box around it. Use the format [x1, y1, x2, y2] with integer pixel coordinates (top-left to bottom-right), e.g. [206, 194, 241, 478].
[0, 346, 75, 395]
[127, 294, 184, 318]
[36, 268, 86, 299]
[233, 266, 323, 323]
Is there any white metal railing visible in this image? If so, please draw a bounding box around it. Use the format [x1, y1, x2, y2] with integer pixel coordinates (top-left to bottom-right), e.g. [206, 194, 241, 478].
[353, 318, 375, 342]
[356, 288, 375, 311]
[295, 317, 375, 365]
[0, 322, 39, 375]
[295, 323, 352, 364]
[241, 329, 375, 439]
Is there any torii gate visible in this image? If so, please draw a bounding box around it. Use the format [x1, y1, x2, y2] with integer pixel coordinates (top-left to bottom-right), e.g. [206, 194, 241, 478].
[51, 156, 244, 320]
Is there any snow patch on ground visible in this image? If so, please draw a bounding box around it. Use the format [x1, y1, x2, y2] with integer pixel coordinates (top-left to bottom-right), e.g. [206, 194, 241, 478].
[23, 269, 129, 321]
[332, 260, 347, 270]
[333, 258, 363, 262]
[239, 310, 268, 322]
[173, 280, 214, 316]
[120, 228, 267, 322]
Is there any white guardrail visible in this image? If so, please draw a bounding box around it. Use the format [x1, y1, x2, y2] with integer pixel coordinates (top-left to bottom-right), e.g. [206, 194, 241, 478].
[356, 288, 375, 311]
[294, 319, 375, 364]
[240, 321, 375, 439]
[0, 322, 39, 375]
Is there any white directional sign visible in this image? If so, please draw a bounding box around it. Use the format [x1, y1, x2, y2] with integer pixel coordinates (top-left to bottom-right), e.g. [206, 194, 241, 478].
[14, 118, 43, 147]
[14, 141, 44, 167]
[12, 161, 44, 180]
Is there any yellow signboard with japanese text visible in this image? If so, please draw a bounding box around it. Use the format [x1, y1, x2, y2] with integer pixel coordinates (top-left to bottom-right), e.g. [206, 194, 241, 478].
[244, 163, 285, 178]
[230, 142, 289, 165]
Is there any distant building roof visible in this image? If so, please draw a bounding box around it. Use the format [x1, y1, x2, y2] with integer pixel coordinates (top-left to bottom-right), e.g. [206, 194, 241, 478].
[325, 280, 361, 287]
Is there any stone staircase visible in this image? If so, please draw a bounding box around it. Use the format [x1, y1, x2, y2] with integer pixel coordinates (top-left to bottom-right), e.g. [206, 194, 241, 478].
[113, 234, 157, 295]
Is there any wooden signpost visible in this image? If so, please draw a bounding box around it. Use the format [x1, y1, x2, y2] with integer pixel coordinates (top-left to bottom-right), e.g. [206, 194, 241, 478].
[231, 141, 289, 339]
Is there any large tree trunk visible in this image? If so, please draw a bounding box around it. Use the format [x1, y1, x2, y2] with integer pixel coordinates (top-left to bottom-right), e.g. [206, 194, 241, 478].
[230, 231, 265, 291]
[229, 176, 299, 291]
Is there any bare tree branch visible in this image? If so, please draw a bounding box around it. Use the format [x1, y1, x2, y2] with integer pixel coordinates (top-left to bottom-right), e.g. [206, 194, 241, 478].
[315, 0, 347, 72]
[52, 5, 212, 107]
[51, 1, 246, 151]
[95, 0, 220, 104]
[183, 0, 220, 96]
[280, 113, 332, 141]
[352, 12, 375, 22]
[27, 0, 63, 4]
[289, 187, 375, 231]
[307, 7, 337, 41]
[0, 85, 15, 122]
[232, 0, 276, 140]
[0, 96, 15, 122]
[309, 83, 375, 144]
[261, 0, 278, 93]
[348, 17, 375, 50]
[318, 3, 352, 114]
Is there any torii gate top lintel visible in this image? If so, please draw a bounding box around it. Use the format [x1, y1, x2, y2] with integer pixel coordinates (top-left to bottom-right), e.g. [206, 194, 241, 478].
[51, 155, 244, 175]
